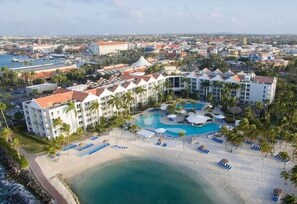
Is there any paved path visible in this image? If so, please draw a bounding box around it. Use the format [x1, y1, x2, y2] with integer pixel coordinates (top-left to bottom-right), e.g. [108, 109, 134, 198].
[21, 150, 68, 204]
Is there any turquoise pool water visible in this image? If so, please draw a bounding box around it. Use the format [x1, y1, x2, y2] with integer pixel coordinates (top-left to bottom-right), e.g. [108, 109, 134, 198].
[176, 102, 204, 110]
[136, 113, 220, 137]
[69, 159, 216, 204]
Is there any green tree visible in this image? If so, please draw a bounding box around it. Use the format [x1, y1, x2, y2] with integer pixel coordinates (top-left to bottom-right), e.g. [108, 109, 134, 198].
[281, 194, 297, 204]
[281, 170, 290, 185]
[179, 131, 186, 149]
[90, 100, 100, 126]
[11, 138, 21, 159]
[64, 101, 77, 131]
[108, 95, 122, 116]
[0, 127, 12, 142]
[0, 102, 9, 128]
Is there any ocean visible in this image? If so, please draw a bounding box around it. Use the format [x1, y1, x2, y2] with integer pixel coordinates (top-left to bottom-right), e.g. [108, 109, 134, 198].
[0, 54, 62, 69]
[0, 165, 39, 204]
[69, 159, 217, 204]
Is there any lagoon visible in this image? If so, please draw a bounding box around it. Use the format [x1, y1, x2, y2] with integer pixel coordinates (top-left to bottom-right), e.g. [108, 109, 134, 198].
[69, 159, 215, 204]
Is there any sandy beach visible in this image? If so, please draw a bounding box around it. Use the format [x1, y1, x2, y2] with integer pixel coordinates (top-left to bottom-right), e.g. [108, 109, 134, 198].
[35, 129, 296, 204]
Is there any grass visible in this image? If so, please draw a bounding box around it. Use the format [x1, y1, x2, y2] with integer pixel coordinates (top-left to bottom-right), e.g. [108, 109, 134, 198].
[12, 133, 47, 154]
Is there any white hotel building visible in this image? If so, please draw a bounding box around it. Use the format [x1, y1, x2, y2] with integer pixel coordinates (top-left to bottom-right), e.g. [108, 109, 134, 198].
[89, 41, 129, 55]
[22, 73, 165, 139]
[167, 68, 277, 104]
[23, 68, 277, 139]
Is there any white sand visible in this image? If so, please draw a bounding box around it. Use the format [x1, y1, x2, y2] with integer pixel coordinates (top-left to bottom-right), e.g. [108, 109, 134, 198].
[35, 129, 296, 204]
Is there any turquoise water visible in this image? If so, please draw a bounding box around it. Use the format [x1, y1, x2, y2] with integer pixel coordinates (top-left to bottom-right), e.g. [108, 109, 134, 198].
[136, 113, 220, 137]
[176, 102, 204, 110]
[69, 159, 215, 204]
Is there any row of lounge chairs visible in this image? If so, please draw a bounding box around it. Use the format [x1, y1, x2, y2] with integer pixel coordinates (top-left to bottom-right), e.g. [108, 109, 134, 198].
[197, 147, 209, 154]
[63, 144, 77, 151]
[245, 140, 253, 145]
[218, 161, 232, 170]
[251, 145, 261, 151]
[80, 143, 109, 157]
[112, 145, 128, 149]
[90, 136, 99, 140]
[77, 143, 94, 151]
[156, 142, 168, 147]
[212, 136, 223, 143]
[275, 154, 290, 163]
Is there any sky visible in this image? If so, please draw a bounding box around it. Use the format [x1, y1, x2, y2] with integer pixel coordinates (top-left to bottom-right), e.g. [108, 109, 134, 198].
[0, 0, 297, 36]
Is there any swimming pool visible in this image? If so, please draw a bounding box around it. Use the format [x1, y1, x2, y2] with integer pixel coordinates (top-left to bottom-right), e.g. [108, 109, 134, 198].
[136, 113, 220, 137]
[176, 102, 204, 110]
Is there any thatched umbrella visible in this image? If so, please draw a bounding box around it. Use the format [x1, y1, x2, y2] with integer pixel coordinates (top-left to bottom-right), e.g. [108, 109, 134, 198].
[103, 139, 109, 144]
[228, 107, 242, 114]
[78, 143, 85, 147]
[220, 159, 229, 164]
[199, 145, 206, 150]
[273, 188, 283, 196]
[158, 138, 163, 143]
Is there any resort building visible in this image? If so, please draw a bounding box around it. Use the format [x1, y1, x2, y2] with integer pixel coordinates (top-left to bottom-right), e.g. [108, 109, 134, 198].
[89, 41, 128, 55]
[22, 73, 165, 139]
[167, 68, 277, 104]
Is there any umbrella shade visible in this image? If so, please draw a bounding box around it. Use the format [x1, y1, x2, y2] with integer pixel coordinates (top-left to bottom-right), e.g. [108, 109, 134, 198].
[220, 159, 229, 164]
[273, 188, 283, 196]
[228, 107, 242, 114]
[186, 115, 210, 124]
[79, 143, 85, 147]
[158, 138, 163, 142]
[103, 139, 109, 143]
[199, 145, 206, 149]
[167, 114, 177, 119]
[155, 128, 166, 134]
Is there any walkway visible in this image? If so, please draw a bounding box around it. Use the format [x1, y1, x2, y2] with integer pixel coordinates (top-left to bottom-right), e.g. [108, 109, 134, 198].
[21, 150, 68, 204]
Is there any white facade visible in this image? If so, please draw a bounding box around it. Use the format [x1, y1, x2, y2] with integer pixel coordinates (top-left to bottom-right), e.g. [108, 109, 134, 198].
[167, 68, 277, 104]
[89, 41, 128, 55]
[23, 73, 165, 139]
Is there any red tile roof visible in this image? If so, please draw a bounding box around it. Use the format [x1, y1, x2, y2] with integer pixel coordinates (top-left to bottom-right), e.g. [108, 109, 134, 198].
[35, 91, 89, 108]
[254, 76, 275, 84]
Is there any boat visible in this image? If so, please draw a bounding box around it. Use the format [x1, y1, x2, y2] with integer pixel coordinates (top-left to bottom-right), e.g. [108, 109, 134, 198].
[11, 57, 20, 62]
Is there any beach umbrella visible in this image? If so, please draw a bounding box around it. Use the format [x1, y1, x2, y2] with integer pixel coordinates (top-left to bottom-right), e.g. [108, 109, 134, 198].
[220, 159, 229, 164]
[78, 143, 85, 147]
[199, 145, 206, 149]
[103, 139, 109, 144]
[155, 128, 166, 134]
[158, 138, 163, 142]
[273, 188, 283, 196]
[228, 107, 242, 114]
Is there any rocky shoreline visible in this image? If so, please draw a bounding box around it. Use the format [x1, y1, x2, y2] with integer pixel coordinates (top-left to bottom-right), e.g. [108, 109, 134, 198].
[0, 148, 53, 204]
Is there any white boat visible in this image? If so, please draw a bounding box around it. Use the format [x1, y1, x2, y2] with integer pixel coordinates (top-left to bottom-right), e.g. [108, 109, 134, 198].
[11, 57, 20, 62]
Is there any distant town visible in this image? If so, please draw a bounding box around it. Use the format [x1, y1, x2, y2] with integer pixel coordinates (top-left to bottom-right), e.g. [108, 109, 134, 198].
[0, 34, 297, 204]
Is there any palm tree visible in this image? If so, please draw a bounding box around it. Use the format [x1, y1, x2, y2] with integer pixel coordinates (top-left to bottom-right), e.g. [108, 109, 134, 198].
[260, 140, 273, 158]
[0, 102, 9, 128]
[76, 127, 84, 140]
[108, 95, 122, 116]
[200, 80, 211, 100]
[61, 123, 71, 155]
[11, 138, 21, 159]
[255, 102, 263, 118]
[0, 127, 12, 142]
[164, 80, 173, 95]
[64, 101, 77, 131]
[153, 84, 160, 102]
[181, 78, 191, 98]
[279, 151, 290, 169]
[281, 194, 297, 204]
[123, 91, 134, 114]
[281, 170, 290, 185]
[90, 100, 99, 126]
[53, 117, 63, 128]
[134, 87, 146, 106]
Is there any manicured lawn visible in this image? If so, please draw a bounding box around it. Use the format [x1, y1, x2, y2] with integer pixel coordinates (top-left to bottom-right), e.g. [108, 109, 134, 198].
[12, 133, 47, 154]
